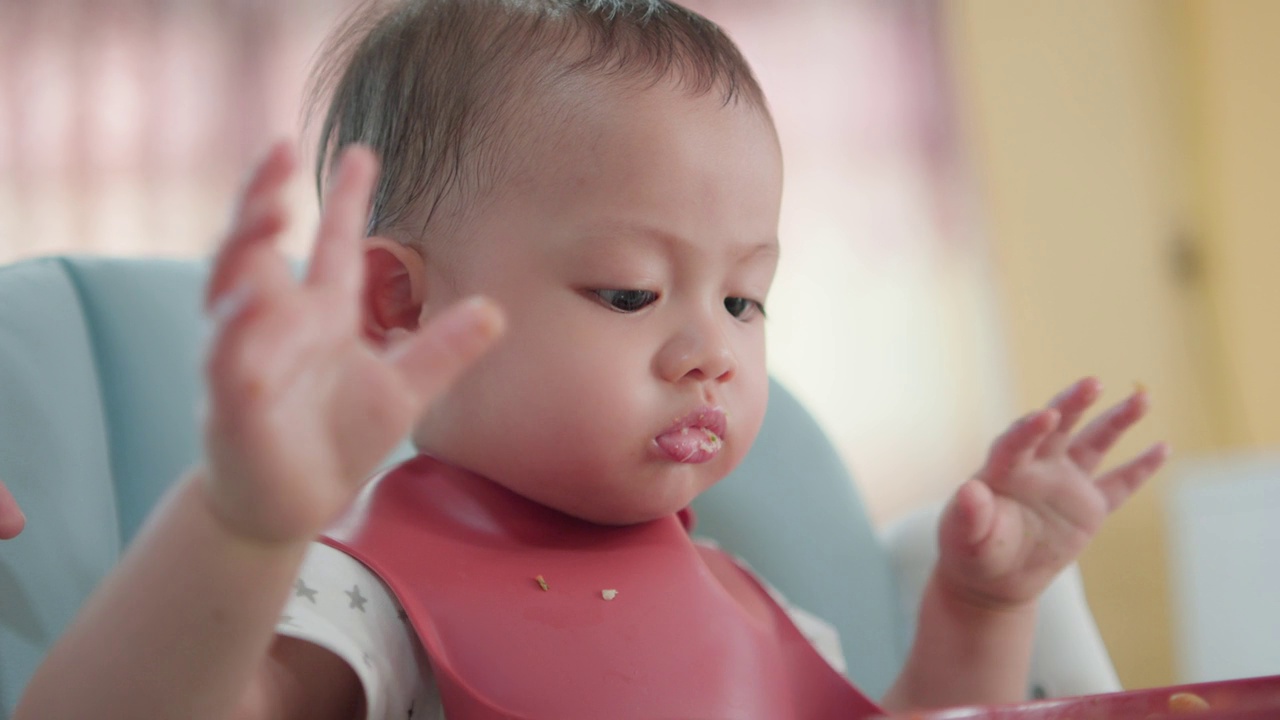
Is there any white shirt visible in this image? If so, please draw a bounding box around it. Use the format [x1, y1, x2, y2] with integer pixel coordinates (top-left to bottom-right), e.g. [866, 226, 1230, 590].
[277, 542, 847, 720]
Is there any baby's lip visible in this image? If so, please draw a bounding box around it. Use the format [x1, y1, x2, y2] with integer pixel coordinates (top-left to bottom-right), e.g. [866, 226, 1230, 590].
[654, 406, 728, 464]
[661, 406, 728, 438]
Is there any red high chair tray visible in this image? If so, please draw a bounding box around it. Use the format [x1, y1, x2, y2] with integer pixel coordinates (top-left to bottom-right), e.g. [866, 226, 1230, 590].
[878, 674, 1280, 719]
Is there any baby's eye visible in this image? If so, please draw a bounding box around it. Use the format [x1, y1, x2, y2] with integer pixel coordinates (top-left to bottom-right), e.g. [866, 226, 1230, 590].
[593, 289, 658, 313]
[724, 296, 765, 320]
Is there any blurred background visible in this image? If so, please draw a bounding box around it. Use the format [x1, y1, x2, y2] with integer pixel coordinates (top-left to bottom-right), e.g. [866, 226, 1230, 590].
[2, 0, 1278, 693]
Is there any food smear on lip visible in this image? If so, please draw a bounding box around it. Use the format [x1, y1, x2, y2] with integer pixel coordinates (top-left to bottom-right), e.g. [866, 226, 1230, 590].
[656, 406, 727, 463]
[656, 427, 723, 463]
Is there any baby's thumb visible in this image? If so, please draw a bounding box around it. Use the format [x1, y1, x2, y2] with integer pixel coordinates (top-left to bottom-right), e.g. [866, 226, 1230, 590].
[938, 479, 995, 554]
[389, 296, 506, 406]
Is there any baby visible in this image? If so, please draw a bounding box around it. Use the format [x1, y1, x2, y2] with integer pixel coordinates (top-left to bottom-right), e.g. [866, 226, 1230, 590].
[15, 1, 1167, 718]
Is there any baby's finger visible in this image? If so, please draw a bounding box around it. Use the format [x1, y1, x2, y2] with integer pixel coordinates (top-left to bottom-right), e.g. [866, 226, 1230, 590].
[979, 409, 1060, 484]
[1094, 442, 1170, 512]
[938, 480, 1024, 581]
[205, 279, 267, 394]
[234, 140, 296, 218]
[939, 478, 996, 550]
[207, 142, 297, 310]
[388, 296, 505, 409]
[204, 247, 303, 404]
[1067, 388, 1149, 473]
[306, 145, 379, 302]
[0, 478, 25, 540]
[206, 240, 296, 327]
[207, 208, 290, 305]
[1038, 377, 1102, 458]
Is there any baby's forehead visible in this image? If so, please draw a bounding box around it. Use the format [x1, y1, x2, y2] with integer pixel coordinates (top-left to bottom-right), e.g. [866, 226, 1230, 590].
[487, 76, 775, 190]
[421, 85, 782, 264]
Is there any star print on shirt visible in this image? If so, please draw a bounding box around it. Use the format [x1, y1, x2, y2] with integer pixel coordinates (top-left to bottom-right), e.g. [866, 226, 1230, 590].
[346, 584, 368, 612]
[294, 578, 319, 603]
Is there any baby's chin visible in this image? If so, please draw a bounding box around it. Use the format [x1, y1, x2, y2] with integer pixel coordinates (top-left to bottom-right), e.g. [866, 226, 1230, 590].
[417, 444, 731, 525]
[561, 501, 684, 527]
[529, 476, 716, 527]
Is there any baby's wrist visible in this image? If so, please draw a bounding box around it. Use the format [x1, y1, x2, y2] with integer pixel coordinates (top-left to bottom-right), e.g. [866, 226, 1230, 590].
[929, 568, 1038, 621]
[188, 466, 315, 551]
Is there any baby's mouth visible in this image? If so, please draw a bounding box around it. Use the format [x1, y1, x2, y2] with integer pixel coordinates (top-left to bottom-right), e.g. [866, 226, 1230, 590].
[655, 407, 727, 464]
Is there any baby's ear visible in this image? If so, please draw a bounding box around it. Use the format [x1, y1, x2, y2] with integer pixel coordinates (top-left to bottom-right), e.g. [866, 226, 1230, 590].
[362, 237, 427, 347]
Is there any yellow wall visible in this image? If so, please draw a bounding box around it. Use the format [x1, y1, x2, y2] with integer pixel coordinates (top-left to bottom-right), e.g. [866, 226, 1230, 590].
[1179, 0, 1280, 448]
[940, 0, 1280, 689]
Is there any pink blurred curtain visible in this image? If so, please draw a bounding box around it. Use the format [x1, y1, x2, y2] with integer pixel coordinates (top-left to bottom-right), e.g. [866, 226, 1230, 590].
[693, 0, 966, 250]
[0, 0, 962, 263]
[0, 0, 345, 260]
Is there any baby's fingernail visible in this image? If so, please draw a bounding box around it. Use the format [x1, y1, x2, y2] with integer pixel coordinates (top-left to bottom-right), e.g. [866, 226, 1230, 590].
[436, 297, 504, 344]
[460, 296, 505, 335]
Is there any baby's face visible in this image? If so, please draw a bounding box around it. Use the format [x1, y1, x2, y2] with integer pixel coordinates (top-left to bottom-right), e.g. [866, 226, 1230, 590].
[410, 78, 783, 524]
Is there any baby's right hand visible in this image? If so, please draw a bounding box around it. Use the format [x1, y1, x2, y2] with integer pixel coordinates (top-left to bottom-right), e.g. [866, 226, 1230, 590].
[199, 142, 503, 545]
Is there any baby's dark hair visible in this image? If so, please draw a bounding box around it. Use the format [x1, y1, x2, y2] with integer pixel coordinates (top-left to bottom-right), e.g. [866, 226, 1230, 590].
[306, 0, 768, 243]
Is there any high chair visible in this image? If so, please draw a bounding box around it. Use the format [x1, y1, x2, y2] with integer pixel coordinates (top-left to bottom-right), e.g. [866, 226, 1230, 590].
[0, 255, 1121, 718]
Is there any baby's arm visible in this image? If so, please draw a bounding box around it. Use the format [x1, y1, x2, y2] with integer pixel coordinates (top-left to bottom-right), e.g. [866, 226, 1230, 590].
[15, 143, 503, 720]
[881, 566, 1039, 709]
[882, 378, 1168, 710]
[17, 473, 354, 719]
[271, 543, 438, 719]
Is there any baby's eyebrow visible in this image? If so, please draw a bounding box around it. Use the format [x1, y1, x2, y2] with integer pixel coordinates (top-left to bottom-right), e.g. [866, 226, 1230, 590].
[742, 239, 780, 262]
[576, 220, 778, 261]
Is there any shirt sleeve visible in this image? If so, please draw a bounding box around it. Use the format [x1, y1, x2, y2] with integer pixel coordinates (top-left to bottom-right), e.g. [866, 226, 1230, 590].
[274, 542, 444, 720]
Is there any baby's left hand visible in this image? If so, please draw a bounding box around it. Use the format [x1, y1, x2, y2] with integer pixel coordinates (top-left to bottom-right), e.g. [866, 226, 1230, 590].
[935, 377, 1168, 611]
